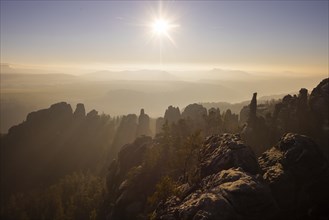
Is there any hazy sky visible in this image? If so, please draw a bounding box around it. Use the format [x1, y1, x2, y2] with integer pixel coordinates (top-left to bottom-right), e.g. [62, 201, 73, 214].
[1, 0, 328, 74]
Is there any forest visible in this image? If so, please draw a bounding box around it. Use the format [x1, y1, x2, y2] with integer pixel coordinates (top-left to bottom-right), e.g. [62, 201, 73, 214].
[0, 78, 328, 220]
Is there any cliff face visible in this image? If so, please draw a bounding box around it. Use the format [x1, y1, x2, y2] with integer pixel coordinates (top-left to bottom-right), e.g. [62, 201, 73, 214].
[106, 136, 160, 220]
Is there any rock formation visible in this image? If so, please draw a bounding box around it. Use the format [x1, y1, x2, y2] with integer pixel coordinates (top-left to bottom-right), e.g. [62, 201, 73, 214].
[182, 103, 207, 121]
[199, 134, 260, 177]
[241, 93, 269, 156]
[164, 105, 181, 124]
[249, 92, 257, 122]
[136, 109, 152, 137]
[259, 133, 329, 219]
[73, 103, 86, 119]
[111, 114, 138, 154]
[154, 134, 278, 220]
[106, 136, 159, 220]
[309, 78, 329, 156]
[204, 108, 222, 135]
[181, 103, 207, 131]
[269, 78, 329, 158]
[222, 109, 239, 132]
[155, 168, 278, 220]
[155, 117, 165, 134]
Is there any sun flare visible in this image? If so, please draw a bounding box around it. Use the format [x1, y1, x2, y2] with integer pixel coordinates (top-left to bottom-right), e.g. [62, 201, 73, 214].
[152, 19, 170, 35]
[149, 17, 179, 45]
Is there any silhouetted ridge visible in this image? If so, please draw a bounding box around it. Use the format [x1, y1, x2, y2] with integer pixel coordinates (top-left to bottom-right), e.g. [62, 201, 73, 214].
[1, 102, 116, 198]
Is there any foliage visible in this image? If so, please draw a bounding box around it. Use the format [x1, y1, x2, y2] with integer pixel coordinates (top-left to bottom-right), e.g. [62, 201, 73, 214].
[147, 176, 179, 210]
[1, 172, 105, 220]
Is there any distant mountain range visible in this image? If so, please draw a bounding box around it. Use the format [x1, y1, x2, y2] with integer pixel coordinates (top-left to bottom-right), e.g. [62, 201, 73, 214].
[82, 69, 179, 81]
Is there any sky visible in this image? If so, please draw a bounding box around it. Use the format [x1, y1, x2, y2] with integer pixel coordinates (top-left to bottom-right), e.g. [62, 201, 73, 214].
[0, 0, 328, 75]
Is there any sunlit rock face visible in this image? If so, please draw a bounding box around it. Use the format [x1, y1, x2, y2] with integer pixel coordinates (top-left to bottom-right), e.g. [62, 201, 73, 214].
[154, 134, 277, 220]
[155, 168, 278, 220]
[199, 133, 260, 177]
[259, 133, 329, 219]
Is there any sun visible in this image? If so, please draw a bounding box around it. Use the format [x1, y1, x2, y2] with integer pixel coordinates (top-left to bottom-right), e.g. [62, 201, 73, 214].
[152, 19, 170, 35]
[149, 17, 179, 45]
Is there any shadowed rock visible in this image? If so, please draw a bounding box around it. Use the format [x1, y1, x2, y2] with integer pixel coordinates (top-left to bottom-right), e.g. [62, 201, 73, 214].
[182, 103, 207, 121]
[241, 93, 269, 156]
[73, 103, 85, 119]
[112, 114, 138, 154]
[164, 105, 181, 124]
[136, 108, 152, 137]
[155, 117, 165, 134]
[259, 133, 329, 219]
[222, 109, 239, 132]
[106, 136, 158, 220]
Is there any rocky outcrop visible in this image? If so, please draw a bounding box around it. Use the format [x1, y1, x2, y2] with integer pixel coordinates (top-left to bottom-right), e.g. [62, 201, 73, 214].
[309, 78, 329, 157]
[155, 168, 278, 220]
[136, 109, 152, 137]
[181, 104, 207, 132]
[222, 109, 239, 132]
[106, 136, 159, 220]
[155, 117, 165, 134]
[309, 78, 329, 125]
[249, 92, 257, 122]
[25, 102, 73, 122]
[164, 106, 181, 124]
[199, 134, 260, 177]
[182, 103, 207, 122]
[241, 94, 270, 156]
[154, 134, 278, 220]
[73, 103, 85, 119]
[204, 108, 222, 135]
[259, 133, 329, 219]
